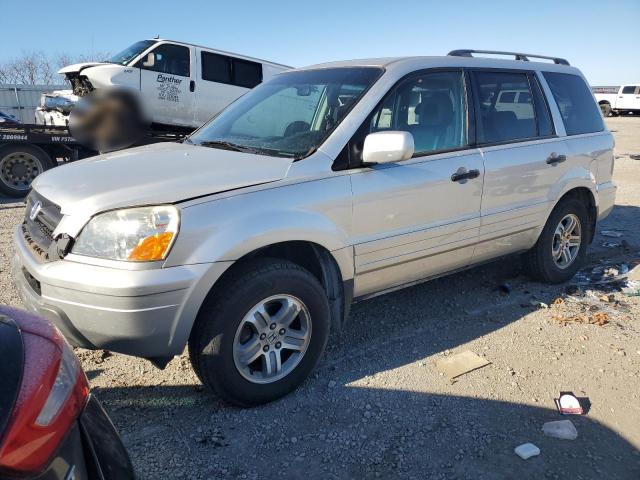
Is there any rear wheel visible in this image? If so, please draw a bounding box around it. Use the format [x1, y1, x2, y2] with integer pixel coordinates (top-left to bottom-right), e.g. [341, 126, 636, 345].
[188, 258, 330, 407]
[523, 198, 590, 283]
[0, 144, 54, 197]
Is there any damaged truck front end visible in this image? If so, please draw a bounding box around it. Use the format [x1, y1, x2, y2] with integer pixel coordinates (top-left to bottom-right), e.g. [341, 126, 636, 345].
[35, 64, 100, 126]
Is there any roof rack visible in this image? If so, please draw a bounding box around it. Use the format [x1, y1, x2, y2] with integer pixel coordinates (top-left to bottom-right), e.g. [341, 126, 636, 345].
[447, 49, 570, 66]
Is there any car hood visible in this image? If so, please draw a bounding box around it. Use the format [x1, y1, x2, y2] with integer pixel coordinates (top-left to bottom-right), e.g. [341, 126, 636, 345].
[32, 142, 293, 217]
[58, 62, 108, 75]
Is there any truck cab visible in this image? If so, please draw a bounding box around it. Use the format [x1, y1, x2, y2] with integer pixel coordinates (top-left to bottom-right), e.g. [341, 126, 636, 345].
[36, 39, 291, 129]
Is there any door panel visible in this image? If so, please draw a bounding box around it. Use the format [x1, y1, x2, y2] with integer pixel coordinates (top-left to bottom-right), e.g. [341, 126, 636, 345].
[138, 43, 196, 127]
[469, 69, 567, 264]
[352, 150, 484, 297]
[473, 138, 568, 263]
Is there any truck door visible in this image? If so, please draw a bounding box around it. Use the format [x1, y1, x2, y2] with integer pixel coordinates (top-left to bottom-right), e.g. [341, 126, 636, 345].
[135, 42, 196, 127]
[194, 49, 260, 125]
[617, 85, 640, 111]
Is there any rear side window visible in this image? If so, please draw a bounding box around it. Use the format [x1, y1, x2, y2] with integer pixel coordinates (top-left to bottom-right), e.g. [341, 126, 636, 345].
[543, 72, 604, 136]
[471, 71, 537, 144]
[201, 52, 262, 88]
[201, 52, 231, 83]
[233, 59, 262, 88]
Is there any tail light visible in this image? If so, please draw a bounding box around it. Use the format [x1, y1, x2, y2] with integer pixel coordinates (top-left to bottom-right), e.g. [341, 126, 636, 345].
[0, 307, 89, 476]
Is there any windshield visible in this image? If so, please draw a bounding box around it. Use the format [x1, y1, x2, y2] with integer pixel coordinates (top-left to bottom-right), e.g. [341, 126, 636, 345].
[188, 67, 383, 159]
[109, 40, 156, 66]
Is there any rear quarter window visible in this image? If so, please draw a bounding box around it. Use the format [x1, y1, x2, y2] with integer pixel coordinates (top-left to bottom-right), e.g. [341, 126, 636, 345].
[542, 72, 604, 136]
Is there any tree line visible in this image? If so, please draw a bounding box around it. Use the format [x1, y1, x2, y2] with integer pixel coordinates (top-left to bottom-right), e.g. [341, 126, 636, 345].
[0, 51, 111, 85]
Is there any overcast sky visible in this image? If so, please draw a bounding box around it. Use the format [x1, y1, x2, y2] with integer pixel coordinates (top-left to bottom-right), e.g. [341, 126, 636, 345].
[1, 0, 638, 85]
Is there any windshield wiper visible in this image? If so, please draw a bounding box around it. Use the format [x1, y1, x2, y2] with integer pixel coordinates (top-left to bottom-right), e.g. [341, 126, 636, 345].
[198, 140, 263, 154]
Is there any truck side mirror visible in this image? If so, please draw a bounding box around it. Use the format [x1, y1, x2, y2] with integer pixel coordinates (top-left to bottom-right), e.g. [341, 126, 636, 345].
[142, 52, 155, 68]
[362, 131, 415, 165]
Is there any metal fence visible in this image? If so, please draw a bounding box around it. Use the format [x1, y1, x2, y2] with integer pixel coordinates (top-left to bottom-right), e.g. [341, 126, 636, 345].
[0, 84, 68, 123]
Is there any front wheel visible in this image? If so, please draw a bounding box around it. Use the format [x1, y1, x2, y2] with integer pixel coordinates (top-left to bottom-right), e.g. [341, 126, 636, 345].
[600, 103, 612, 117]
[189, 258, 330, 407]
[523, 198, 590, 283]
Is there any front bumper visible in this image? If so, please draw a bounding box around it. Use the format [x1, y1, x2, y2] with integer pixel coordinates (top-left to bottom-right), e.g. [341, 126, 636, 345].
[13, 226, 231, 357]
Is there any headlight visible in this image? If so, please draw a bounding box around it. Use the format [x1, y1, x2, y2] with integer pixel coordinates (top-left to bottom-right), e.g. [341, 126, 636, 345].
[72, 206, 179, 262]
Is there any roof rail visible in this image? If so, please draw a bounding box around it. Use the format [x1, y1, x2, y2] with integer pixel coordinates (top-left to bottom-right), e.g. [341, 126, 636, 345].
[447, 49, 570, 66]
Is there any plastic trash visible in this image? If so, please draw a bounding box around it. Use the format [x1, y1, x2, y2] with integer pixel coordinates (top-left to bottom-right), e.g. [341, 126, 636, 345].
[601, 230, 623, 238]
[556, 393, 584, 415]
[542, 419, 578, 440]
[514, 443, 540, 460]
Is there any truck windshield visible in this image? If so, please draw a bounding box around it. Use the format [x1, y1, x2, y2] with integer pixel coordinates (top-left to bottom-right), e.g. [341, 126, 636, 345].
[187, 67, 383, 159]
[110, 40, 157, 66]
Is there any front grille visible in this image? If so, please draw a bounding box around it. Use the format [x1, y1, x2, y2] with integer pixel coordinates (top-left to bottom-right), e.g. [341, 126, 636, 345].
[22, 191, 63, 262]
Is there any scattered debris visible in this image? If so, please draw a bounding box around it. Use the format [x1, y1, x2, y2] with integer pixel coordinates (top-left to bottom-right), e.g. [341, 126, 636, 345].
[542, 419, 578, 440]
[434, 350, 490, 380]
[514, 443, 540, 460]
[552, 298, 564, 306]
[555, 392, 584, 415]
[601, 230, 624, 238]
[530, 300, 549, 309]
[552, 312, 609, 326]
[599, 293, 615, 303]
[622, 281, 640, 297]
[601, 241, 621, 248]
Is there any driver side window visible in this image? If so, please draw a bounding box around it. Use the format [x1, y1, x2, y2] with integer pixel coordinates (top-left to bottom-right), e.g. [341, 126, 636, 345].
[370, 70, 468, 155]
[137, 44, 190, 77]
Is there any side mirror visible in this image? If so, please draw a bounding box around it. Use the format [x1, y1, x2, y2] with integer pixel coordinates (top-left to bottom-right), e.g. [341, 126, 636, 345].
[362, 131, 415, 165]
[142, 52, 155, 68]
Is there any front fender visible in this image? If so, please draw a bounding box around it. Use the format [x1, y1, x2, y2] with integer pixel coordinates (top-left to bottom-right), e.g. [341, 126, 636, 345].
[166, 176, 353, 268]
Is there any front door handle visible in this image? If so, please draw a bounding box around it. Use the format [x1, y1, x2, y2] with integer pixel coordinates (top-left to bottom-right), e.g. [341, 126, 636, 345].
[190, 80, 196, 92]
[451, 169, 480, 182]
[546, 153, 567, 165]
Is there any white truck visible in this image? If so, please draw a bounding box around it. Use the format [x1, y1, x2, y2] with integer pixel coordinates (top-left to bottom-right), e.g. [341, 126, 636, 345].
[593, 84, 640, 116]
[0, 40, 291, 196]
[36, 39, 291, 129]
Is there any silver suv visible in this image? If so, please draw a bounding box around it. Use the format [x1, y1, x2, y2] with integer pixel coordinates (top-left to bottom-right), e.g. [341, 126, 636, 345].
[13, 50, 616, 406]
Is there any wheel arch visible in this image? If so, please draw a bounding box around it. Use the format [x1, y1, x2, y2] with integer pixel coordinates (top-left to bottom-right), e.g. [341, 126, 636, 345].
[551, 186, 598, 244]
[192, 241, 354, 340]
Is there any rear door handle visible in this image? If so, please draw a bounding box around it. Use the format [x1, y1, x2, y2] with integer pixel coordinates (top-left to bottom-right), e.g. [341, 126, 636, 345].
[546, 153, 567, 165]
[451, 169, 480, 182]
[190, 80, 196, 92]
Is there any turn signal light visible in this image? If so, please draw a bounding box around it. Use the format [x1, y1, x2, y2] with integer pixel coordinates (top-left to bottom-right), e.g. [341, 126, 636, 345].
[127, 232, 175, 261]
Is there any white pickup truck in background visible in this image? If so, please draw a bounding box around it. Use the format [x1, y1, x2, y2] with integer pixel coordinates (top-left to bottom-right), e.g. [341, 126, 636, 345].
[593, 84, 640, 116]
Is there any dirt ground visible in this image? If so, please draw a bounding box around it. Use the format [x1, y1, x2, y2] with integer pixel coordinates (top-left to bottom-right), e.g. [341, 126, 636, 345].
[1, 117, 639, 479]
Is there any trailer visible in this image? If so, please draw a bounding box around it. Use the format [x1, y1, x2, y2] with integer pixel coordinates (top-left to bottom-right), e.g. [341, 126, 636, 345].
[0, 123, 188, 197]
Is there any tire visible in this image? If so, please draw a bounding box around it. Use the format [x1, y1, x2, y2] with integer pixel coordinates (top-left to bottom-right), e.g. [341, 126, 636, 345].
[523, 197, 590, 283]
[188, 258, 330, 407]
[600, 103, 612, 117]
[0, 144, 54, 197]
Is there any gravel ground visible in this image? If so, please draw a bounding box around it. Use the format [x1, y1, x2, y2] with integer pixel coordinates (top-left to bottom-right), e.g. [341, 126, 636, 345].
[1, 117, 640, 479]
